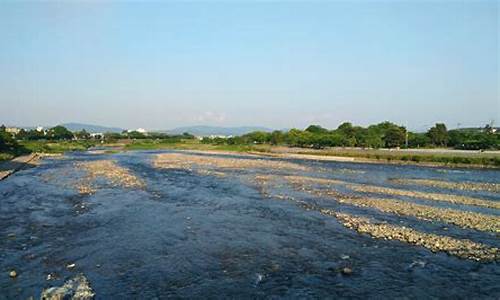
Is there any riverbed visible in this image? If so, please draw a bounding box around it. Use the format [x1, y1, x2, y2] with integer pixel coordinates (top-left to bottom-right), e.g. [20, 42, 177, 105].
[1, 150, 499, 298]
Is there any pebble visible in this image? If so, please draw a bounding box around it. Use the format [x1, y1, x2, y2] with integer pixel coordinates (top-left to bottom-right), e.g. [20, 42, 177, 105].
[66, 263, 76, 269]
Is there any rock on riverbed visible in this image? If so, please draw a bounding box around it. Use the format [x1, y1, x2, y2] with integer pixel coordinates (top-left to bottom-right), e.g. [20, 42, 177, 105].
[41, 274, 94, 300]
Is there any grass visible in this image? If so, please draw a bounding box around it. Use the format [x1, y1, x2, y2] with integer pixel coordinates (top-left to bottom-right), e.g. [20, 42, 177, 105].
[0, 153, 15, 162]
[20, 140, 96, 154]
[293, 148, 500, 167]
[123, 139, 271, 153]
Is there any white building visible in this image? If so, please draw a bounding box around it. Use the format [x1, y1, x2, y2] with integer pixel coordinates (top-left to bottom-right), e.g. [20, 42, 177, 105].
[5, 127, 20, 135]
[127, 128, 147, 134]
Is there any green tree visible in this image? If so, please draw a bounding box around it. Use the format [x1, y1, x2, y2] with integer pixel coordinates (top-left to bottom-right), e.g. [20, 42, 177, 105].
[305, 125, 328, 134]
[0, 130, 24, 153]
[126, 131, 146, 139]
[337, 122, 355, 137]
[47, 126, 74, 140]
[270, 130, 285, 145]
[408, 132, 429, 148]
[427, 123, 448, 146]
[362, 132, 384, 148]
[75, 129, 90, 140]
[383, 127, 406, 148]
[242, 131, 271, 144]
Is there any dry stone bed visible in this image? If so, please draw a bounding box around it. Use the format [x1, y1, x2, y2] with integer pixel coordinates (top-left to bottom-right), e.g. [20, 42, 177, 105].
[284, 175, 500, 233]
[347, 183, 500, 210]
[390, 178, 500, 193]
[75, 160, 145, 194]
[283, 175, 500, 209]
[344, 197, 500, 233]
[321, 210, 499, 262]
[253, 174, 500, 262]
[153, 152, 309, 172]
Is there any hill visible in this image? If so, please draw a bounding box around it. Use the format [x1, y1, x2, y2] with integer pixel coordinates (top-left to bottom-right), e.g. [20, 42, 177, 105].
[60, 123, 124, 133]
[165, 126, 273, 136]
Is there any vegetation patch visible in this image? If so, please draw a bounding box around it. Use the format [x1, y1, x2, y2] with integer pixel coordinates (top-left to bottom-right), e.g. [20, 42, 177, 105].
[20, 140, 95, 154]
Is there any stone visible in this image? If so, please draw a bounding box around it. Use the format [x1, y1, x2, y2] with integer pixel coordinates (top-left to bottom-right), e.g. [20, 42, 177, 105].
[341, 267, 353, 275]
[41, 274, 94, 300]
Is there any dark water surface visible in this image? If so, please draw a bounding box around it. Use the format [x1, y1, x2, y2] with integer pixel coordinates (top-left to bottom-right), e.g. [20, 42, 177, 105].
[1, 150, 499, 299]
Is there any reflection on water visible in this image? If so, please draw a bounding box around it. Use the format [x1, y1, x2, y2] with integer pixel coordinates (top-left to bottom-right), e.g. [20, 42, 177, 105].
[0, 150, 499, 299]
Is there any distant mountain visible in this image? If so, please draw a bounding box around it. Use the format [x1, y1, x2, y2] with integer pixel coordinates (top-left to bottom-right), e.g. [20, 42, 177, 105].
[60, 123, 124, 133]
[165, 126, 274, 136]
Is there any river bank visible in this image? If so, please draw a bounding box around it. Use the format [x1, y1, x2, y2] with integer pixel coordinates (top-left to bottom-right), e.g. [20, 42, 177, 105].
[115, 139, 500, 168]
[0, 153, 41, 181]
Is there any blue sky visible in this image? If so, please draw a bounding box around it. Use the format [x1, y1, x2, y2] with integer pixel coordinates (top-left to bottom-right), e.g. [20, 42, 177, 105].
[0, 1, 497, 131]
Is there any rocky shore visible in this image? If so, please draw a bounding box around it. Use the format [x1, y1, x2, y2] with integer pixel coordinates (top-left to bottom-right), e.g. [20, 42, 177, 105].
[323, 211, 499, 262]
[284, 175, 500, 209]
[390, 178, 500, 193]
[153, 152, 309, 172]
[253, 174, 500, 262]
[0, 153, 40, 181]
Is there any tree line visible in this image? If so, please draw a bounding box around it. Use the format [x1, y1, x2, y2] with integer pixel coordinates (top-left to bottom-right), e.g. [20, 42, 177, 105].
[202, 122, 500, 150]
[0, 124, 195, 152]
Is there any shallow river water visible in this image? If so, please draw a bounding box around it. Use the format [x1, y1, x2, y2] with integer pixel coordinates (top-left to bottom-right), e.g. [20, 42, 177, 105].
[0, 150, 499, 299]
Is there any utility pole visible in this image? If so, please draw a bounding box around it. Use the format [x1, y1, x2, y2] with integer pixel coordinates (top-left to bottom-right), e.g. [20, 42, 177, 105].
[405, 130, 408, 148]
[404, 122, 409, 149]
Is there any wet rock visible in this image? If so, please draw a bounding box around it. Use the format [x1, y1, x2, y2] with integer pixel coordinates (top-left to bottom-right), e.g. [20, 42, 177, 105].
[9, 270, 17, 278]
[270, 263, 280, 272]
[409, 260, 426, 268]
[255, 273, 264, 285]
[46, 273, 58, 281]
[41, 274, 94, 300]
[341, 267, 353, 275]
